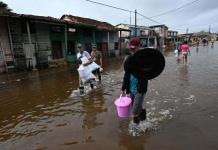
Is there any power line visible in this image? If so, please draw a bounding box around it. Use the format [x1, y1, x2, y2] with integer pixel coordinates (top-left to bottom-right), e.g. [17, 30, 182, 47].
[137, 12, 185, 31]
[150, 0, 200, 18]
[137, 12, 161, 24]
[85, 0, 133, 13]
[169, 26, 185, 31]
[172, 23, 218, 28]
[85, 0, 185, 31]
[85, 0, 167, 25]
[85, 0, 164, 26]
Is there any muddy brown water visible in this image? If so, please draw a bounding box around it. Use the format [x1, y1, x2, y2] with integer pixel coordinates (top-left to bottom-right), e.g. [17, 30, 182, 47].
[0, 43, 218, 150]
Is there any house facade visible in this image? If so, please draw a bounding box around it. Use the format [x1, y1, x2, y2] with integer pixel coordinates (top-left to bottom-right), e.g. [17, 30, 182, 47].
[61, 15, 119, 58]
[116, 24, 159, 50]
[5, 14, 72, 71]
[116, 24, 154, 37]
[0, 13, 119, 73]
[167, 30, 178, 43]
[149, 25, 168, 48]
[178, 31, 217, 45]
[0, 15, 14, 73]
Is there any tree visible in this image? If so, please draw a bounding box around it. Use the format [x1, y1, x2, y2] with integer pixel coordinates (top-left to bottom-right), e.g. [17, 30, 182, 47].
[0, 1, 12, 14]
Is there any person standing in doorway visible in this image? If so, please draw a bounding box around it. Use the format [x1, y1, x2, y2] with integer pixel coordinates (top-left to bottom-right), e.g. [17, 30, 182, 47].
[181, 41, 190, 64]
[91, 43, 103, 82]
[121, 37, 148, 125]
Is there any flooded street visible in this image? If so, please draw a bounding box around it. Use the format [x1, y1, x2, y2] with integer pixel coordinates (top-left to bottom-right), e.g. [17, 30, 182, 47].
[1, 43, 218, 150]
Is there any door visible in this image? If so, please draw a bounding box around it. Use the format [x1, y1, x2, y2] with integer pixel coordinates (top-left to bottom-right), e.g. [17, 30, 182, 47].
[0, 41, 6, 72]
[23, 43, 36, 69]
[67, 41, 75, 55]
[52, 41, 63, 59]
[97, 43, 108, 57]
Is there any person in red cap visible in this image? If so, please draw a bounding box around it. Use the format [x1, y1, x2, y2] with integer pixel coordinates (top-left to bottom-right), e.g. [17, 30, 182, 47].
[129, 37, 140, 49]
[122, 37, 148, 125]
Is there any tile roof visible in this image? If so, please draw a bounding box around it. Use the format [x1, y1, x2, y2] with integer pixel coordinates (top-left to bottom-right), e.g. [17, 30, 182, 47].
[0, 13, 117, 31]
[61, 15, 116, 31]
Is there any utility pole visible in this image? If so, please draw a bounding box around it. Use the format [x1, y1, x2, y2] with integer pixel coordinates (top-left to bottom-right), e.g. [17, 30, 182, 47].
[186, 28, 189, 41]
[130, 12, 131, 25]
[135, 9, 137, 37]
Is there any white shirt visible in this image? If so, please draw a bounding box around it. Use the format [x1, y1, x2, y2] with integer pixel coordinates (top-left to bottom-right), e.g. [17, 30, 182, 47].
[77, 51, 91, 60]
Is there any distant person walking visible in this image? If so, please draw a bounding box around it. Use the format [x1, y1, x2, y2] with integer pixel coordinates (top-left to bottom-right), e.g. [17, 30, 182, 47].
[203, 38, 207, 46]
[176, 41, 182, 57]
[181, 41, 190, 64]
[211, 38, 215, 47]
[196, 39, 200, 48]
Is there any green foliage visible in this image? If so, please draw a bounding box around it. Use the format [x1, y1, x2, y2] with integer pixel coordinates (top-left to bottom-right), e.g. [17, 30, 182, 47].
[0, 1, 12, 13]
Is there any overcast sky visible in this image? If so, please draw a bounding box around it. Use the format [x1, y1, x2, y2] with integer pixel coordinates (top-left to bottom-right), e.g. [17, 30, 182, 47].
[3, 0, 218, 33]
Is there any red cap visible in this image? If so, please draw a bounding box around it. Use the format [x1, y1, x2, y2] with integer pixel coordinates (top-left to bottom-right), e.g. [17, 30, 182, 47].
[129, 37, 140, 49]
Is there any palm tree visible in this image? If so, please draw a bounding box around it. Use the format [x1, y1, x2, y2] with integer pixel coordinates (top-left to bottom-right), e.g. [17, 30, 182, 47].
[0, 1, 12, 14]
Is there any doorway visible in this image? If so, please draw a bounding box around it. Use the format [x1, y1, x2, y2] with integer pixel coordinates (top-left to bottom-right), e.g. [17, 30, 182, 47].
[52, 41, 63, 59]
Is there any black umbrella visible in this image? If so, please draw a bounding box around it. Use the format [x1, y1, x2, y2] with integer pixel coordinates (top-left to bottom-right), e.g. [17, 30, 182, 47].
[128, 48, 165, 80]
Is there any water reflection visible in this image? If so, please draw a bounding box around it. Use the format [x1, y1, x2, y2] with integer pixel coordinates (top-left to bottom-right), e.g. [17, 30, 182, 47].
[0, 69, 78, 142]
[118, 130, 147, 150]
[1, 43, 218, 149]
[196, 47, 199, 54]
[176, 57, 182, 64]
[82, 89, 106, 130]
[81, 88, 107, 143]
[211, 45, 214, 49]
[163, 50, 174, 57]
[179, 65, 189, 81]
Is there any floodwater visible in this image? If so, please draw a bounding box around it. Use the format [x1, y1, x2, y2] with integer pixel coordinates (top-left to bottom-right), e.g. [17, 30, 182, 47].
[0, 43, 218, 150]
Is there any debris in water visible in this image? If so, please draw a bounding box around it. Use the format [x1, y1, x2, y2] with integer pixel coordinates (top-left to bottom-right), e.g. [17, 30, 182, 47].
[155, 91, 160, 95]
[186, 95, 195, 100]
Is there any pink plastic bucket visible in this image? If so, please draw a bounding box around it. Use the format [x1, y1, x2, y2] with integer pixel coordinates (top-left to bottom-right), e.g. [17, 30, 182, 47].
[114, 95, 132, 118]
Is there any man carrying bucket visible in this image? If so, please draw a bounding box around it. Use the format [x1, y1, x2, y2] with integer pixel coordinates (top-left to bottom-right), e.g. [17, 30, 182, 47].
[121, 37, 148, 125]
